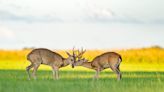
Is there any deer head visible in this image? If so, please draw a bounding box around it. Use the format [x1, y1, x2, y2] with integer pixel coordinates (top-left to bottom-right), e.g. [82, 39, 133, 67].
[74, 58, 88, 66]
[71, 48, 86, 68]
[65, 47, 77, 68]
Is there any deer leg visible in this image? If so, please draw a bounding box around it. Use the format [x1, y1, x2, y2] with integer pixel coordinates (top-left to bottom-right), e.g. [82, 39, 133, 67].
[55, 68, 59, 80]
[32, 64, 40, 80]
[26, 63, 33, 80]
[117, 67, 122, 80]
[52, 66, 59, 80]
[111, 66, 121, 81]
[52, 68, 56, 79]
[115, 63, 122, 80]
[94, 68, 100, 79]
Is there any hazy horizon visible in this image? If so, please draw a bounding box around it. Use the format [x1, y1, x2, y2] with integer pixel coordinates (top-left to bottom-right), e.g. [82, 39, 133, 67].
[0, 0, 164, 49]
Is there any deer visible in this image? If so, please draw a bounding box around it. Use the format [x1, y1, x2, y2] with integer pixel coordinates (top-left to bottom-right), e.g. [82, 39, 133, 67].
[72, 49, 122, 80]
[26, 48, 76, 80]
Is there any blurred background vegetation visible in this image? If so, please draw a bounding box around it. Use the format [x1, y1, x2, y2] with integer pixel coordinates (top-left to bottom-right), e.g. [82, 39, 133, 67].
[0, 46, 163, 71]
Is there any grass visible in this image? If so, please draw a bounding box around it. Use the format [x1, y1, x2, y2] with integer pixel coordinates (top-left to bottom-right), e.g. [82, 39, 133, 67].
[0, 47, 164, 92]
[1, 60, 164, 71]
[0, 70, 164, 92]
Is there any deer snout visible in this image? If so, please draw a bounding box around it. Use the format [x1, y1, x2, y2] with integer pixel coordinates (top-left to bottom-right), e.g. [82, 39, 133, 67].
[72, 64, 75, 68]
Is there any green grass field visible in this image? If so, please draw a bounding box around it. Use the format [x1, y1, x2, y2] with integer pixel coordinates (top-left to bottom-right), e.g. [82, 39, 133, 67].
[0, 47, 164, 92]
[0, 70, 164, 92]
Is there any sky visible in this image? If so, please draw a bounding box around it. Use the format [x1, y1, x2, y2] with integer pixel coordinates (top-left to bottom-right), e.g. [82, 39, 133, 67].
[0, 0, 164, 49]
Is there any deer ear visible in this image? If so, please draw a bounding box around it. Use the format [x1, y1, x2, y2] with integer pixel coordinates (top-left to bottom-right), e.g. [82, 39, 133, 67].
[84, 58, 88, 62]
[66, 52, 71, 56]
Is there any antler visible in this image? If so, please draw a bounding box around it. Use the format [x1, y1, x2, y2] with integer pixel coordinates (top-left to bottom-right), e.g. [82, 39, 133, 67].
[77, 48, 86, 59]
[72, 47, 75, 57]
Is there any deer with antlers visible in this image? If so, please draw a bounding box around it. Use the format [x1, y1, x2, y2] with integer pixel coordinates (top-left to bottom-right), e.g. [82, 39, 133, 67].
[26, 48, 76, 80]
[72, 49, 122, 80]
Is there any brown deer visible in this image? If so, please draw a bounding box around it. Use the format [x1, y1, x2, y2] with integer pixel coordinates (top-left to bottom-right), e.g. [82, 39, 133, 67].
[26, 48, 76, 80]
[73, 49, 122, 80]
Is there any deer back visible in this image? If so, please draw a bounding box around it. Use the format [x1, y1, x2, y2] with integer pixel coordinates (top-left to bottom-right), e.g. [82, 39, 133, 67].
[91, 52, 122, 68]
[27, 48, 63, 66]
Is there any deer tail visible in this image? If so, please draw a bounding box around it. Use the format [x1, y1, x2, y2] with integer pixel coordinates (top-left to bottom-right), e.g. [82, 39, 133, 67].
[119, 55, 122, 62]
[115, 55, 122, 68]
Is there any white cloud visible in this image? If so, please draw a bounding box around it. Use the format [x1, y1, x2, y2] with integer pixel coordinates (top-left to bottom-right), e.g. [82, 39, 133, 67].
[0, 0, 163, 24]
[0, 26, 15, 39]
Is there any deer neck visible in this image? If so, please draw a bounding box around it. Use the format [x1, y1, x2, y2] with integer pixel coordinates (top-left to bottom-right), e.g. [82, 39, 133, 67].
[62, 58, 70, 67]
[81, 62, 93, 69]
